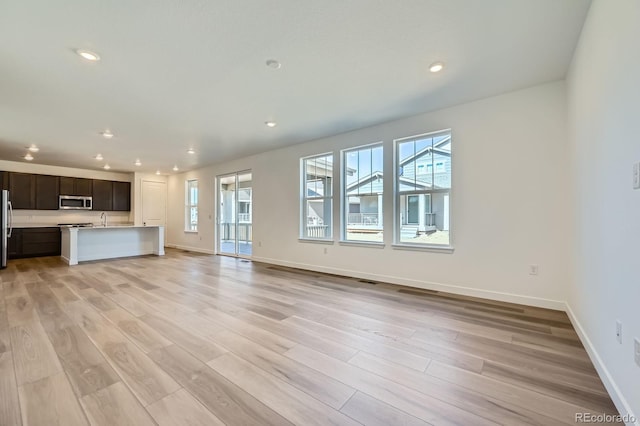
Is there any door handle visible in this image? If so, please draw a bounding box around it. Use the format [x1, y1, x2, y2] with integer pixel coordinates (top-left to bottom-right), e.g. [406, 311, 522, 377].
[7, 201, 13, 238]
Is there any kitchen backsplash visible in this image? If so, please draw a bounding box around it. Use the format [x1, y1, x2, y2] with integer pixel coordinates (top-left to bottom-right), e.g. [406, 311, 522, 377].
[13, 210, 132, 226]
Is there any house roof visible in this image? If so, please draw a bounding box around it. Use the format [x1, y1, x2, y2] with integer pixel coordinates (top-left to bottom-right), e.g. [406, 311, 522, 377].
[346, 171, 448, 194]
[399, 134, 452, 167]
[346, 171, 383, 192]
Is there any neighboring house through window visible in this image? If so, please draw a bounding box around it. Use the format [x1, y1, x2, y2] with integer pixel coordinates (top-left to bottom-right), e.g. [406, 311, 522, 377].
[342, 143, 384, 243]
[395, 130, 451, 247]
[186, 179, 198, 231]
[301, 153, 333, 239]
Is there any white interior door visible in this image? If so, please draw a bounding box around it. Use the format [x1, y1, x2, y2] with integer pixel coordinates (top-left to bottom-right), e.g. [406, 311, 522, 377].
[142, 181, 167, 227]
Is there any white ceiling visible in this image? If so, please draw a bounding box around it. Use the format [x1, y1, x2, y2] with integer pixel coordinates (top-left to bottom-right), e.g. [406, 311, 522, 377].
[0, 0, 591, 174]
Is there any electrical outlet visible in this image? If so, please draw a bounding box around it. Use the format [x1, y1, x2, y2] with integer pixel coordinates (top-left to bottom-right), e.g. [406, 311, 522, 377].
[616, 320, 623, 344]
[634, 162, 640, 189]
[258, 241, 262, 247]
[323, 247, 328, 255]
[634, 338, 640, 367]
[529, 264, 539, 275]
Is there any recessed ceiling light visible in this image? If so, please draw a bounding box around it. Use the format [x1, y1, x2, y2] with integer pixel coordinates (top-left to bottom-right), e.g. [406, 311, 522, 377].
[134, 159, 141, 166]
[24, 153, 34, 161]
[95, 153, 103, 161]
[265, 121, 277, 128]
[156, 170, 161, 175]
[172, 165, 179, 172]
[266, 59, 281, 69]
[429, 61, 444, 73]
[100, 130, 114, 139]
[103, 164, 111, 170]
[27, 145, 39, 152]
[187, 148, 195, 154]
[75, 49, 100, 62]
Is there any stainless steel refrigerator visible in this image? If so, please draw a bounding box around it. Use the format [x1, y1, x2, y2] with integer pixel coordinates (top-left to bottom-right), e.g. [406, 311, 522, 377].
[1, 190, 13, 269]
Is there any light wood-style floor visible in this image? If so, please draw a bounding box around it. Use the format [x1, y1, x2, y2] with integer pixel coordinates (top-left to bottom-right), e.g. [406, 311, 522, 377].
[0, 249, 621, 425]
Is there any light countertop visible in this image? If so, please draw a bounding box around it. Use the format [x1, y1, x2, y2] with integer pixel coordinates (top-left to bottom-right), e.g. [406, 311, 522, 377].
[12, 223, 62, 228]
[61, 224, 162, 230]
[13, 223, 149, 229]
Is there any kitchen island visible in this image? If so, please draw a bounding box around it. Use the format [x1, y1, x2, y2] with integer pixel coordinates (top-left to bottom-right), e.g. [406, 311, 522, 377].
[61, 225, 164, 265]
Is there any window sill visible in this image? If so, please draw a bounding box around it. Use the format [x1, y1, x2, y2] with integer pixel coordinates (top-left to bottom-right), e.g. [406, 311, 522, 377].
[298, 238, 334, 245]
[339, 240, 385, 249]
[184, 230, 198, 234]
[391, 243, 454, 253]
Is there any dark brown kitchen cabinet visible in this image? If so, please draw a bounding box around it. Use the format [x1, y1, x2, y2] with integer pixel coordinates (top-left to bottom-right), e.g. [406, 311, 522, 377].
[8, 227, 61, 259]
[112, 181, 131, 211]
[92, 179, 113, 211]
[35, 175, 60, 210]
[59, 176, 74, 195]
[60, 177, 92, 196]
[0, 171, 8, 190]
[8, 172, 36, 209]
[3, 171, 130, 211]
[7, 228, 21, 258]
[75, 178, 92, 196]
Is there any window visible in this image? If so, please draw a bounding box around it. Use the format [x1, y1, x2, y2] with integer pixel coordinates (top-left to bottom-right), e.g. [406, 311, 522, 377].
[396, 131, 451, 247]
[343, 143, 384, 243]
[301, 154, 333, 239]
[185, 179, 198, 231]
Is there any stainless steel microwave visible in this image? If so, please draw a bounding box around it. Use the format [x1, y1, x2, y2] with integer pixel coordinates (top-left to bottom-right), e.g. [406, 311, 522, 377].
[59, 195, 92, 210]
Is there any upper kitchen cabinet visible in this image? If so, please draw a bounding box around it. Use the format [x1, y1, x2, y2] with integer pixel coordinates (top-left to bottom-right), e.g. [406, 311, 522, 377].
[35, 175, 60, 210]
[2, 171, 130, 211]
[0, 171, 8, 190]
[60, 177, 93, 196]
[9, 172, 36, 209]
[92, 179, 113, 211]
[75, 178, 92, 196]
[59, 176, 74, 195]
[112, 181, 131, 211]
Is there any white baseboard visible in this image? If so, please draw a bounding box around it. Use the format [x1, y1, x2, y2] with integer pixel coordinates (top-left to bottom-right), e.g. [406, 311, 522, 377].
[165, 243, 215, 255]
[250, 256, 565, 310]
[565, 304, 638, 426]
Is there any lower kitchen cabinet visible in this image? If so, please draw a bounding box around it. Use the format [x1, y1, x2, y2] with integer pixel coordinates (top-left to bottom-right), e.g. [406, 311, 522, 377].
[8, 228, 61, 259]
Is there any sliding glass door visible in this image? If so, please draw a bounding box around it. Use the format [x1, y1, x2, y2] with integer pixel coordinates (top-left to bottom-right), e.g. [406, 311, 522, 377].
[217, 171, 252, 257]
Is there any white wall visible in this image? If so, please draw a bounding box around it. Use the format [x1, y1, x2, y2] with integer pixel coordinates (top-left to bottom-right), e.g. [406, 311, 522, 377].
[566, 0, 640, 422]
[1, 159, 132, 225]
[167, 80, 570, 309]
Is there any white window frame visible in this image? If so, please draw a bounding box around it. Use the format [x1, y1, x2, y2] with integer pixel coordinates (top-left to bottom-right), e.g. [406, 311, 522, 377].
[185, 179, 198, 232]
[340, 142, 385, 246]
[300, 153, 334, 241]
[393, 130, 453, 251]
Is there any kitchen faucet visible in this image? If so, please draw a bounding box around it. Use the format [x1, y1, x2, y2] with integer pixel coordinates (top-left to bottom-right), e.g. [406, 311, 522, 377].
[100, 212, 107, 227]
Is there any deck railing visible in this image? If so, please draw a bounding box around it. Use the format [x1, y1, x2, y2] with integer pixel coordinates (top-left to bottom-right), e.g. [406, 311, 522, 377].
[425, 212, 436, 227]
[306, 225, 330, 238]
[219, 223, 252, 242]
[347, 213, 379, 226]
[238, 213, 251, 223]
